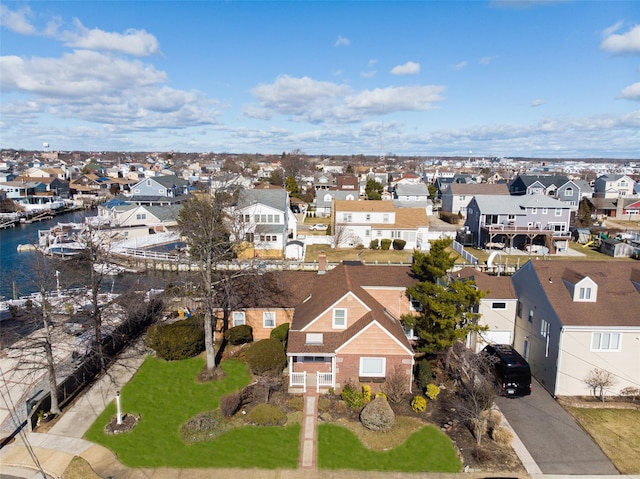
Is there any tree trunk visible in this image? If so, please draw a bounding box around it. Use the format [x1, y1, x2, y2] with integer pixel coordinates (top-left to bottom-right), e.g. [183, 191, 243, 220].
[42, 309, 60, 415]
[204, 308, 216, 371]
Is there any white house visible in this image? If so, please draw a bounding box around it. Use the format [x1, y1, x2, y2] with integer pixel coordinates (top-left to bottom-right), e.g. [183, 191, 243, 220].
[332, 199, 429, 250]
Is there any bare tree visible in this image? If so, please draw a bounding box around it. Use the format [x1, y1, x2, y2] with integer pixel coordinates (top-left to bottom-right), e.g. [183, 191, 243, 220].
[331, 223, 359, 248]
[448, 343, 497, 446]
[177, 190, 259, 372]
[584, 368, 617, 403]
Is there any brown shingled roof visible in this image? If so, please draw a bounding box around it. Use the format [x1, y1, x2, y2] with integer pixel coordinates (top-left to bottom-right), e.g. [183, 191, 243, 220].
[454, 267, 516, 299]
[288, 263, 417, 354]
[524, 261, 640, 328]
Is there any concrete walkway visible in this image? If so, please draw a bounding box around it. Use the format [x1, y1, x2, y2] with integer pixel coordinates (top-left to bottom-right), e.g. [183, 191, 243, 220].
[299, 392, 318, 469]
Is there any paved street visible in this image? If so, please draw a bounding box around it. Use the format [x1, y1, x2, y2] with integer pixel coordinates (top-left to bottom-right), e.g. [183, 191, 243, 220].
[496, 379, 619, 475]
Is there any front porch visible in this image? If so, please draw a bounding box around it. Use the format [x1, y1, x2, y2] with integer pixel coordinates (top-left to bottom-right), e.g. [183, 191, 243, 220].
[287, 355, 336, 393]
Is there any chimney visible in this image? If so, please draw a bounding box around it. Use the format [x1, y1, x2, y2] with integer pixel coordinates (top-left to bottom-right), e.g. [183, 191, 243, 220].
[318, 251, 327, 275]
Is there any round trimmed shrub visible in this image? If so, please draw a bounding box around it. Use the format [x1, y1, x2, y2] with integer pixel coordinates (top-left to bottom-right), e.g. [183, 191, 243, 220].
[224, 324, 253, 345]
[380, 238, 392, 250]
[145, 316, 204, 361]
[426, 383, 441, 400]
[392, 239, 407, 250]
[247, 403, 287, 426]
[269, 322, 289, 343]
[245, 338, 286, 375]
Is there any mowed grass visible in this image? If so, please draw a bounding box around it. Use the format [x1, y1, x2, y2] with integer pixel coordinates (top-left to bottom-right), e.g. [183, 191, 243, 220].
[304, 244, 413, 263]
[317, 423, 461, 472]
[568, 407, 640, 474]
[85, 356, 300, 468]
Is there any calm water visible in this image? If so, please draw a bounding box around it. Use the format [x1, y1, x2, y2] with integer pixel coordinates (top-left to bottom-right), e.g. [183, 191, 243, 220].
[0, 211, 90, 299]
[0, 210, 176, 300]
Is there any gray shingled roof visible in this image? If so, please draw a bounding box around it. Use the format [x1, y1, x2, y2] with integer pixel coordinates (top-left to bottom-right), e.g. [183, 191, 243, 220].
[237, 188, 287, 212]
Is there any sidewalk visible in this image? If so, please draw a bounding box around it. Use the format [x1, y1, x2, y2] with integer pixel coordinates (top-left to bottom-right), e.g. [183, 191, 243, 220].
[2, 340, 636, 479]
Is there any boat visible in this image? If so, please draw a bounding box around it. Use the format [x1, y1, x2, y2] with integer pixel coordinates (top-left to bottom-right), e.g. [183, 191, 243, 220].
[93, 263, 125, 276]
[38, 223, 87, 257]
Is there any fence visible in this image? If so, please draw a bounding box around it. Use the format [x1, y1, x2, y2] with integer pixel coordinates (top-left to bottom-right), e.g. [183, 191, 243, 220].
[452, 240, 479, 265]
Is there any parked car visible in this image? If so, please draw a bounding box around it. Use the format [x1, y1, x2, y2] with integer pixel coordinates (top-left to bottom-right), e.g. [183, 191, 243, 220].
[482, 344, 532, 397]
[309, 224, 328, 231]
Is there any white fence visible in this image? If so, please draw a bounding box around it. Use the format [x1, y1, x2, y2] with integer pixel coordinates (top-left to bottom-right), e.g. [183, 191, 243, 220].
[290, 372, 306, 393]
[452, 240, 479, 265]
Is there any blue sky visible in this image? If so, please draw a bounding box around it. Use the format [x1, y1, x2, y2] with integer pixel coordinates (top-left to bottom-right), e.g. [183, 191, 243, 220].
[1, 1, 638, 158]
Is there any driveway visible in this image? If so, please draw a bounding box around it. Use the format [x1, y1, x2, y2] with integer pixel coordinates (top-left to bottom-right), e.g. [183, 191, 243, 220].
[495, 379, 619, 475]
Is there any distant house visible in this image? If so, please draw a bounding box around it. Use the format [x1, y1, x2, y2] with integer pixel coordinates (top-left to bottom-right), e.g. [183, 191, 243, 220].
[593, 174, 636, 199]
[392, 183, 432, 212]
[332, 199, 430, 250]
[464, 194, 572, 252]
[128, 175, 190, 206]
[440, 183, 509, 217]
[287, 261, 417, 394]
[14, 176, 70, 198]
[555, 179, 593, 210]
[511, 260, 640, 397]
[508, 175, 570, 197]
[231, 188, 294, 259]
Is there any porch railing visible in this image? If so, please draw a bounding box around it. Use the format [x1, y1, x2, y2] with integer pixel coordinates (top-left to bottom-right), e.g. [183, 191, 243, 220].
[316, 372, 334, 392]
[290, 372, 306, 393]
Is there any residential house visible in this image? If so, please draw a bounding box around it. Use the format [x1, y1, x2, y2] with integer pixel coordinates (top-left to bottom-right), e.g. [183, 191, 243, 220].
[508, 175, 570, 197]
[454, 268, 518, 352]
[593, 174, 636, 199]
[622, 199, 640, 218]
[332, 199, 430, 250]
[556, 179, 593, 210]
[128, 175, 190, 206]
[220, 271, 313, 341]
[232, 188, 294, 259]
[510, 260, 640, 397]
[315, 190, 358, 218]
[464, 194, 572, 252]
[433, 173, 475, 200]
[287, 261, 417, 394]
[14, 175, 70, 198]
[25, 167, 67, 180]
[70, 174, 108, 197]
[441, 183, 509, 217]
[393, 183, 432, 212]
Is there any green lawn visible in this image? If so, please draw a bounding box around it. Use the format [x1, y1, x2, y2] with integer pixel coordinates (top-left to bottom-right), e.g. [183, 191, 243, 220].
[85, 356, 300, 468]
[317, 423, 461, 472]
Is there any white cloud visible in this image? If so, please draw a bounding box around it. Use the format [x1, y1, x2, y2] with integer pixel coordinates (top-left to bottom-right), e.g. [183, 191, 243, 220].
[619, 82, 640, 101]
[601, 24, 640, 54]
[0, 5, 36, 35]
[343, 86, 445, 114]
[478, 56, 493, 65]
[531, 99, 546, 107]
[390, 61, 420, 75]
[360, 70, 376, 78]
[335, 35, 350, 47]
[248, 75, 444, 123]
[367, 59, 377, 67]
[453, 61, 468, 71]
[62, 19, 160, 56]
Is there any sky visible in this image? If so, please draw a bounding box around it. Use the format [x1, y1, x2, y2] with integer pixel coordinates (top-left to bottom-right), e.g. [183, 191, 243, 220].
[0, 1, 639, 158]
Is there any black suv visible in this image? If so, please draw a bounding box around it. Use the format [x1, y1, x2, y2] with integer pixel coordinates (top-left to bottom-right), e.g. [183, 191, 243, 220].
[483, 344, 532, 397]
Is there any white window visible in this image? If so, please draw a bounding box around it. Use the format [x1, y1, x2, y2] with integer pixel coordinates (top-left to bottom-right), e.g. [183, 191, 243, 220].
[492, 302, 506, 309]
[555, 208, 562, 216]
[383, 214, 390, 223]
[366, 213, 371, 221]
[333, 308, 347, 329]
[136, 213, 146, 220]
[409, 296, 422, 312]
[232, 312, 246, 327]
[146, 179, 151, 187]
[591, 332, 621, 351]
[343, 213, 352, 222]
[359, 357, 386, 378]
[579, 287, 592, 300]
[540, 319, 550, 337]
[531, 207, 538, 214]
[542, 208, 548, 215]
[391, 230, 401, 239]
[263, 312, 276, 328]
[564, 187, 573, 197]
[528, 309, 534, 323]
